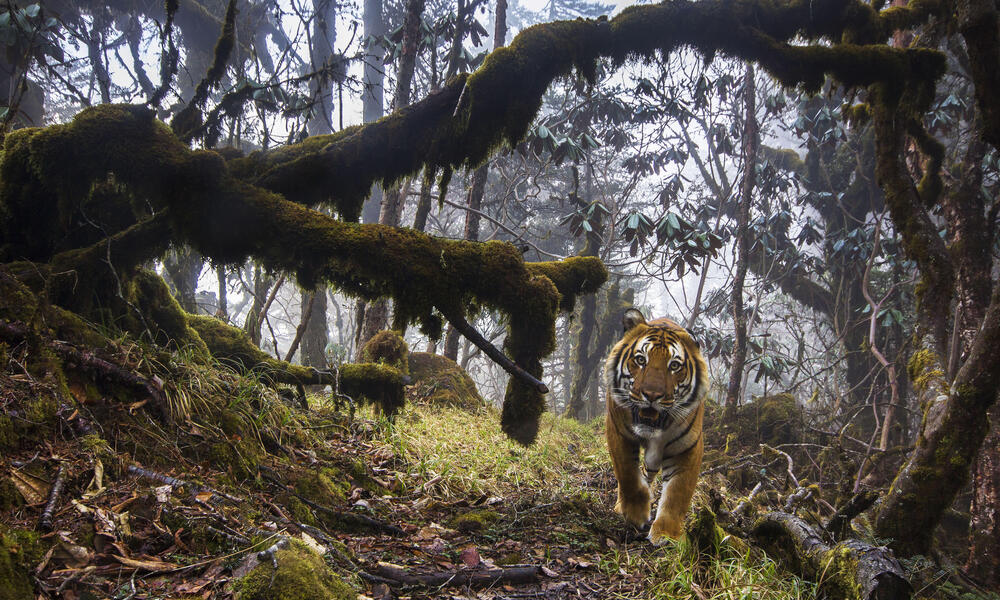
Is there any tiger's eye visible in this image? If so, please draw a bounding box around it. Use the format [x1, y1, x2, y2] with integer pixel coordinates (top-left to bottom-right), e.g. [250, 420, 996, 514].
[635, 355, 647, 367]
[669, 359, 682, 371]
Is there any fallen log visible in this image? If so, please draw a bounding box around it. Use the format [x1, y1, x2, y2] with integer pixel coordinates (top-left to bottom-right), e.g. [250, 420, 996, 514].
[373, 562, 541, 588]
[751, 511, 911, 600]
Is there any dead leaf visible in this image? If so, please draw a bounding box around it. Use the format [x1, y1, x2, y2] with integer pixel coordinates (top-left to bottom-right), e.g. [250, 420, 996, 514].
[9, 468, 50, 504]
[459, 546, 481, 568]
[541, 566, 559, 577]
[568, 557, 594, 569]
[127, 398, 148, 413]
[195, 490, 213, 503]
[81, 459, 105, 500]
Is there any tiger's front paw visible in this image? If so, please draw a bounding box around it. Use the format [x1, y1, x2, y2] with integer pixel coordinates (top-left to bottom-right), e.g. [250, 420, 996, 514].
[647, 514, 682, 545]
[614, 486, 651, 526]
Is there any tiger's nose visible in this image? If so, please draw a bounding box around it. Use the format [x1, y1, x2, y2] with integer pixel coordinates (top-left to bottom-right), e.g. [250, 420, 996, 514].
[641, 390, 666, 404]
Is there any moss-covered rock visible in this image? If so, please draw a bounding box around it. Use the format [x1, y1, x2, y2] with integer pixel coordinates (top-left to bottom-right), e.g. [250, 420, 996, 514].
[448, 509, 500, 533]
[233, 540, 356, 600]
[360, 330, 408, 375]
[407, 352, 483, 410]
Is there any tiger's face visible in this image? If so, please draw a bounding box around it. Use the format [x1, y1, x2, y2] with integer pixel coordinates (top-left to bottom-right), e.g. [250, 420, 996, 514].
[606, 308, 704, 430]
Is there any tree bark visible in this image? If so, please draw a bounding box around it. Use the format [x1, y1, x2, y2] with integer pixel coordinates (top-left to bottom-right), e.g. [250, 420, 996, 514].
[724, 65, 758, 416]
[360, 0, 386, 225]
[300, 288, 329, 368]
[875, 285, 1000, 556]
[967, 404, 1000, 587]
[163, 248, 204, 314]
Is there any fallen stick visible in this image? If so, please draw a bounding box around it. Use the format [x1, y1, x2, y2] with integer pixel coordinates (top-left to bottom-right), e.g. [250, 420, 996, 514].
[374, 562, 541, 588]
[38, 462, 67, 532]
[127, 465, 242, 503]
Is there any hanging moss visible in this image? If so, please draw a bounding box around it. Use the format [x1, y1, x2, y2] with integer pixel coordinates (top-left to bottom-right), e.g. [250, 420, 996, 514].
[233, 540, 356, 600]
[339, 363, 406, 416]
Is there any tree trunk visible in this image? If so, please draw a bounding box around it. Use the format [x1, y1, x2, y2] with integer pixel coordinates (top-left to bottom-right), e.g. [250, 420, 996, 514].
[215, 265, 228, 320]
[566, 282, 633, 420]
[724, 64, 758, 416]
[875, 286, 1000, 556]
[243, 263, 274, 347]
[967, 404, 1000, 587]
[301, 288, 329, 368]
[443, 326, 460, 361]
[163, 248, 204, 313]
[435, 0, 506, 361]
[360, 0, 385, 225]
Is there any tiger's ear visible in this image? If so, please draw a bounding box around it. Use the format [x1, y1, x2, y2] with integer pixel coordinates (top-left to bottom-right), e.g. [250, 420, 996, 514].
[622, 308, 646, 332]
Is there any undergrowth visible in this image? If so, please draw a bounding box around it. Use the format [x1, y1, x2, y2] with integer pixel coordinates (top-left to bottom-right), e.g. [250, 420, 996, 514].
[368, 401, 817, 600]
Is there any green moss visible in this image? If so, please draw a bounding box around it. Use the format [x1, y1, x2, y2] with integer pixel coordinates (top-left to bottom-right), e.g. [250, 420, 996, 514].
[0, 415, 16, 451]
[908, 349, 944, 393]
[360, 330, 409, 375]
[0, 478, 23, 512]
[0, 269, 38, 322]
[0, 526, 47, 600]
[448, 509, 500, 533]
[292, 468, 350, 507]
[683, 504, 725, 562]
[233, 540, 355, 600]
[407, 352, 483, 409]
[204, 439, 261, 482]
[339, 363, 406, 416]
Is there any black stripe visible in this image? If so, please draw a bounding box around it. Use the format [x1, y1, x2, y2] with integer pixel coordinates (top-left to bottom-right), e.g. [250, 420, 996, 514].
[669, 432, 703, 458]
[661, 412, 697, 448]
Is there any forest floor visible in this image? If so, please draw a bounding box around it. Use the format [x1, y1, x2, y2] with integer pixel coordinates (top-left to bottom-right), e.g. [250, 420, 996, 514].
[1, 379, 816, 600]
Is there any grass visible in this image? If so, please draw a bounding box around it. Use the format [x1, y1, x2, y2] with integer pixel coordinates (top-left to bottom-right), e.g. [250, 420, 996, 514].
[368, 401, 817, 600]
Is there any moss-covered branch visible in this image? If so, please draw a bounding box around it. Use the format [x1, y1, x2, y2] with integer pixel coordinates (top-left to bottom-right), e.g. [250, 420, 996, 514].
[226, 0, 944, 222]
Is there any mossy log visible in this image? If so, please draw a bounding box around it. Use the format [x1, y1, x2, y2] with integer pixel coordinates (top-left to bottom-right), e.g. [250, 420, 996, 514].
[751, 512, 911, 600]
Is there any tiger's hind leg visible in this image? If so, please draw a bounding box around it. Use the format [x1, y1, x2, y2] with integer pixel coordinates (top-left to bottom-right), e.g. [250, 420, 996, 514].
[648, 434, 703, 545]
[607, 414, 651, 526]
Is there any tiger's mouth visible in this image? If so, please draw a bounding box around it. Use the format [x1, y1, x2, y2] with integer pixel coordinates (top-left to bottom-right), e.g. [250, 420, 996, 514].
[639, 406, 659, 420]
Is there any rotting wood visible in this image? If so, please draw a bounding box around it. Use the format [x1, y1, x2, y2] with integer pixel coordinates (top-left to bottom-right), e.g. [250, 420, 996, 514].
[38, 462, 67, 532]
[752, 511, 911, 600]
[373, 561, 541, 588]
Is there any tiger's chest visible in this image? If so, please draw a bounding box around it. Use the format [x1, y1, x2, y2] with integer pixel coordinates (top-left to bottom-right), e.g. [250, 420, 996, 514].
[630, 410, 699, 473]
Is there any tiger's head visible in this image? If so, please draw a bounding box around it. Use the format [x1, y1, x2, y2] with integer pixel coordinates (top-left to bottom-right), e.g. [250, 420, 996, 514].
[605, 308, 707, 428]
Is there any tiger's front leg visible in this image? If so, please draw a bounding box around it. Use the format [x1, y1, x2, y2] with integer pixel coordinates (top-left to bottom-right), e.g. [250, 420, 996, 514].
[606, 413, 651, 526]
[648, 434, 703, 544]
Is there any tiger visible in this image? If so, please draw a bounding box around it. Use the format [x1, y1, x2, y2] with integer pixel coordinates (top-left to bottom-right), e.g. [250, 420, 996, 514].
[605, 308, 708, 544]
